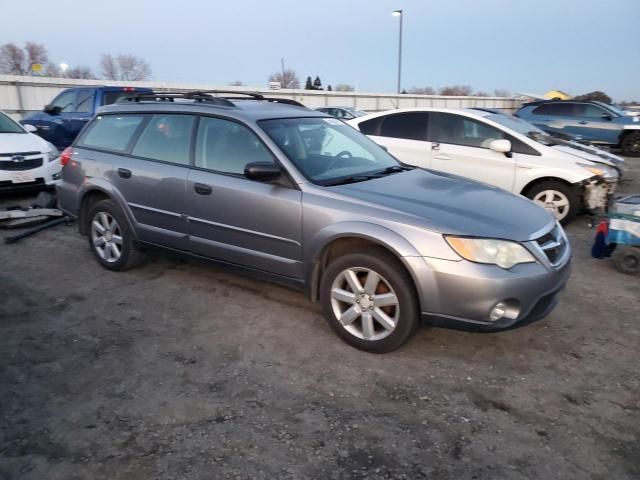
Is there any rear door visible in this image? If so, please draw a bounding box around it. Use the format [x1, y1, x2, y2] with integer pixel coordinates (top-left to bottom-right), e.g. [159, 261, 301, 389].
[87, 113, 193, 250]
[358, 112, 431, 167]
[186, 116, 303, 278]
[427, 112, 516, 191]
[567, 103, 620, 144]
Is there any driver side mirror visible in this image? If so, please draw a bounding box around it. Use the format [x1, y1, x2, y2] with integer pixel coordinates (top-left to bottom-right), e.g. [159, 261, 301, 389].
[44, 104, 62, 115]
[601, 113, 613, 121]
[244, 162, 282, 182]
[489, 139, 512, 155]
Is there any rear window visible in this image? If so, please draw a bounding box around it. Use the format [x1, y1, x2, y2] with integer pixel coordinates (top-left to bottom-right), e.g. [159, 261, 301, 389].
[77, 114, 145, 152]
[131, 114, 195, 165]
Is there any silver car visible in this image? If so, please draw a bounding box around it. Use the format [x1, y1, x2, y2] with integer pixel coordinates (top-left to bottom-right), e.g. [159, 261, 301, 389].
[56, 91, 571, 353]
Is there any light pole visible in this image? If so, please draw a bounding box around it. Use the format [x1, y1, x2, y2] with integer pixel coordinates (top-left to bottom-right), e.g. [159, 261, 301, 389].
[392, 9, 403, 94]
[59, 62, 69, 77]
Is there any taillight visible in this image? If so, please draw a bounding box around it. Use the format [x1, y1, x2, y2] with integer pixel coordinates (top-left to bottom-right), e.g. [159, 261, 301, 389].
[60, 146, 73, 166]
[123, 87, 135, 92]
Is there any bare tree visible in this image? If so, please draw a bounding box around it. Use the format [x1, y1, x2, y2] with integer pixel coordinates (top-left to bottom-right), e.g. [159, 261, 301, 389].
[439, 85, 473, 96]
[100, 53, 152, 81]
[494, 89, 511, 97]
[0, 41, 49, 74]
[229, 80, 244, 86]
[66, 66, 96, 79]
[268, 69, 300, 89]
[474, 91, 490, 97]
[407, 86, 435, 95]
[335, 84, 355, 92]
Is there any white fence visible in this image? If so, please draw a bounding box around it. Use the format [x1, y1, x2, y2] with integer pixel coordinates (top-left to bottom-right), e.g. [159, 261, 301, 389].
[0, 75, 524, 119]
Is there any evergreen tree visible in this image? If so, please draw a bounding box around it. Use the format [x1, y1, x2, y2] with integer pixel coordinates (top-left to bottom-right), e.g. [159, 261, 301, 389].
[305, 76, 313, 90]
[313, 76, 322, 90]
[327, 85, 332, 91]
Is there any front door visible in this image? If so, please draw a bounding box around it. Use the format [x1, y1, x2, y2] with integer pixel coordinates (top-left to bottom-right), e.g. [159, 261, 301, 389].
[427, 112, 516, 191]
[186, 116, 303, 278]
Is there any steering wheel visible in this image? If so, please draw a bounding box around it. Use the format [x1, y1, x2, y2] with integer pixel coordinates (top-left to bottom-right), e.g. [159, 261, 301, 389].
[326, 150, 353, 171]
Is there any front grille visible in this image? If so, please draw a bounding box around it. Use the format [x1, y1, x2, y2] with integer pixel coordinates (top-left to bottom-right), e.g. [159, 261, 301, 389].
[535, 225, 566, 265]
[0, 157, 43, 171]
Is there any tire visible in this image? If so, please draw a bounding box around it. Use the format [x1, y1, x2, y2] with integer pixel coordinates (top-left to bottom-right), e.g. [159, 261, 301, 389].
[612, 246, 640, 275]
[621, 132, 640, 157]
[86, 199, 144, 271]
[525, 180, 579, 226]
[320, 248, 419, 353]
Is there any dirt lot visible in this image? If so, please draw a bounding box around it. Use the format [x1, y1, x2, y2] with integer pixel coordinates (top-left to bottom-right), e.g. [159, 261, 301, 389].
[1, 159, 639, 480]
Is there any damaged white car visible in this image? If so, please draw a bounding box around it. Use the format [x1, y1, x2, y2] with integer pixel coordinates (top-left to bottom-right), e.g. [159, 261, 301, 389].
[348, 108, 622, 225]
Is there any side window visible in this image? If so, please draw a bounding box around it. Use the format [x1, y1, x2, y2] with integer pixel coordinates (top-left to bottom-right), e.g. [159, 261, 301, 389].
[532, 103, 575, 116]
[380, 112, 429, 141]
[358, 116, 383, 135]
[429, 113, 506, 148]
[50, 90, 76, 113]
[75, 90, 95, 113]
[575, 104, 608, 118]
[195, 117, 274, 175]
[132, 115, 195, 165]
[77, 114, 145, 152]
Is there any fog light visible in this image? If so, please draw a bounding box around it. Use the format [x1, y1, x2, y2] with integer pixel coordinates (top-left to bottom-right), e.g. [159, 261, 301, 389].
[489, 302, 508, 321]
[488, 300, 520, 322]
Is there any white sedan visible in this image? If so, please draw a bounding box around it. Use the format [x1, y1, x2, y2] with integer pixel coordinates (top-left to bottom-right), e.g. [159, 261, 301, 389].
[348, 107, 623, 224]
[0, 111, 61, 192]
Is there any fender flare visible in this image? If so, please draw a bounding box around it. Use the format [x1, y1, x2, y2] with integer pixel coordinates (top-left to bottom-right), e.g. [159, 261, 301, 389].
[77, 178, 138, 239]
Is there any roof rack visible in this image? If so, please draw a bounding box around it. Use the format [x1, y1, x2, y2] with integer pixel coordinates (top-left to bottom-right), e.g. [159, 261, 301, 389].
[119, 90, 308, 108]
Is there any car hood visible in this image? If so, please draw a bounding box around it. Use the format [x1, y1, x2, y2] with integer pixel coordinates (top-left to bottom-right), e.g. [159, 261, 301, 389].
[549, 142, 624, 170]
[0, 132, 49, 154]
[331, 169, 554, 241]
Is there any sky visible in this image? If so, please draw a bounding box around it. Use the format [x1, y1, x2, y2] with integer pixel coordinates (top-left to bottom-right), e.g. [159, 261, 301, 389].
[1, 0, 639, 101]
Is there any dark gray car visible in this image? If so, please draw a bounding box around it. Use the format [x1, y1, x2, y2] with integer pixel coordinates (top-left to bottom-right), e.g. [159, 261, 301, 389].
[56, 91, 571, 353]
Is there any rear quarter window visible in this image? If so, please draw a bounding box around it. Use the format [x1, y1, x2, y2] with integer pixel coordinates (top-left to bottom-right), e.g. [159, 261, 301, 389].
[77, 114, 145, 152]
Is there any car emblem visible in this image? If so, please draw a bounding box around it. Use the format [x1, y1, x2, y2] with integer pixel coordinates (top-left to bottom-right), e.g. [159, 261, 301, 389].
[11, 155, 26, 163]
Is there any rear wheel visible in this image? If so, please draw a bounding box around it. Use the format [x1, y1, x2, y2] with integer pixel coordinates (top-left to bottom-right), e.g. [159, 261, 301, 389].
[525, 180, 579, 225]
[86, 199, 144, 271]
[612, 246, 640, 275]
[320, 248, 419, 353]
[621, 132, 640, 157]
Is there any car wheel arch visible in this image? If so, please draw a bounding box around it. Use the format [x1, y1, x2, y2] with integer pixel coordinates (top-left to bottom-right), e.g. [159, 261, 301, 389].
[520, 176, 577, 197]
[78, 187, 137, 239]
[306, 227, 422, 304]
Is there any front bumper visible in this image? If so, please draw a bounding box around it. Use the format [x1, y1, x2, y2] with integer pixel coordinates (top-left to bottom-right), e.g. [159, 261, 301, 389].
[0, 159, 61, 193]
[406, 249, 571, 333]
[582, 178, 617, 210]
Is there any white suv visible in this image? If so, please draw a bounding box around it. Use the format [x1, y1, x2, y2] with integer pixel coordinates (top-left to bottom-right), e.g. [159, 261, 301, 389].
[0, 111, 61, 192]
[349, 108, 622, 224]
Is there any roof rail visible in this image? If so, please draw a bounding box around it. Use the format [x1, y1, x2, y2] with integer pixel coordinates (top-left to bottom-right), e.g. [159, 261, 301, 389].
[118, 90, 308, 109]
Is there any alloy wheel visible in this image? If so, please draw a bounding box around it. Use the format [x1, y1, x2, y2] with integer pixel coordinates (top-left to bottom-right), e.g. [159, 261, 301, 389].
[533, 190, 570, 221]
[91, 211, 123, 263]
[330, 267, 399, 341]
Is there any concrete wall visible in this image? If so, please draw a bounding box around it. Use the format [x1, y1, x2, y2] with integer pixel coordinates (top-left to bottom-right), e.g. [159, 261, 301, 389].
[0, 75, 524, 119]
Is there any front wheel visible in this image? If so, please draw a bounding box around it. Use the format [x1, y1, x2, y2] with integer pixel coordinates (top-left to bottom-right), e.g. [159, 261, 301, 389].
[525, 181, 579, 226]
[621, 132, 640, 157]
[320, 249, 419, 353]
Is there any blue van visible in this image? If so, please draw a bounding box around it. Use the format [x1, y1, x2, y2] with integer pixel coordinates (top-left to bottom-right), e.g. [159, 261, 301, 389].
[21, 86, 152, 150]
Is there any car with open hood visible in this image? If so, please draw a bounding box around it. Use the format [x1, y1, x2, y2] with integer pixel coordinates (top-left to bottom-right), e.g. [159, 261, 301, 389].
[56, 91, 571, 353]
[349, 108, 622, 225]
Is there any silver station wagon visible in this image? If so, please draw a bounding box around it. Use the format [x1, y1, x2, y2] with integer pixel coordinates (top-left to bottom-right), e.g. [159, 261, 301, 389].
[56, 91, 571, 353]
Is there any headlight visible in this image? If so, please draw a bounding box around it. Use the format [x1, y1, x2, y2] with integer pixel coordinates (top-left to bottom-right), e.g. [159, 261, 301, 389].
[577, 162, 618, 179]
[445, 236, 536, 269]
[46, 143, 59, 163]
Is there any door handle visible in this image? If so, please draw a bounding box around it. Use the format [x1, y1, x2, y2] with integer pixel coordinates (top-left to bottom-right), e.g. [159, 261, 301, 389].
[431, 142, 440, 151]
[117, 168, 131, 179]
[194, 183, 212, 195]
[434, 154, 451, 160]
[578, 121, 588, 125]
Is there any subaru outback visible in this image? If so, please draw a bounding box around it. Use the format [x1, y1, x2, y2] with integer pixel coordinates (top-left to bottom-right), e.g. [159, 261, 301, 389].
[56, 91, 571, 353]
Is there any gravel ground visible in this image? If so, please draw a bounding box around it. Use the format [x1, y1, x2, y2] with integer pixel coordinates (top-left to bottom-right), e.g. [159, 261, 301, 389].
[1, 158, 639, 480]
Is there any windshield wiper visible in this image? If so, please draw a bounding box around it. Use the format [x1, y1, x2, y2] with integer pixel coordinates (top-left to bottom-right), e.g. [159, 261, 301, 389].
[377, 165, 414, 174]
[324, 175, 379, 186]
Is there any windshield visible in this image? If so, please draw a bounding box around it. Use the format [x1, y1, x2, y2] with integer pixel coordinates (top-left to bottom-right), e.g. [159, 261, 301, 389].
[486, 113, 560, 145]
[259, 117, 403, 185]
[0, 112, 26, 134]
[602, 103, 625, 116]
